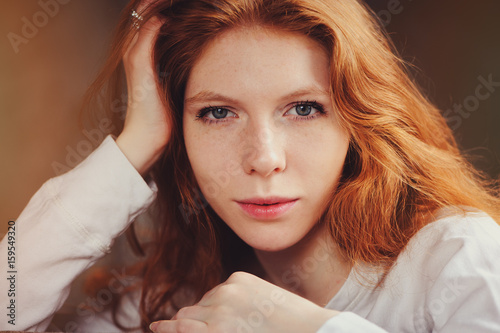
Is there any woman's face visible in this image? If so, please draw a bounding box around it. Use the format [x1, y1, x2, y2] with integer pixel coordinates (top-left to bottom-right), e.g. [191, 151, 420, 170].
[183, 26, 349, 252]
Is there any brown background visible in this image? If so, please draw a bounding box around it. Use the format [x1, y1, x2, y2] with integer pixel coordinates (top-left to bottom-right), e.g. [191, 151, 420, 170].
[1, 0, 499, 236]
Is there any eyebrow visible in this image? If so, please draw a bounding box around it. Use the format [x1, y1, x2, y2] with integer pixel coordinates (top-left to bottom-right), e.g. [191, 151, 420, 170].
[184, 86, 330, 105]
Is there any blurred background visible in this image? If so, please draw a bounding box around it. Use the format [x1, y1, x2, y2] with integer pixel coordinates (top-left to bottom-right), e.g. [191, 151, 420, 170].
[1, 0, 499, 236]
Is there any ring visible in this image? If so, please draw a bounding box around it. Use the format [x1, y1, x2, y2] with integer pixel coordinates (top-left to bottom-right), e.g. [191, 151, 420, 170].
[131, 9, 143, 30]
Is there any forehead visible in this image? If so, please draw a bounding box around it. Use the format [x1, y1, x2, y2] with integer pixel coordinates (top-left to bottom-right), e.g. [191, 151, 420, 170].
[185, 25, 330, 99]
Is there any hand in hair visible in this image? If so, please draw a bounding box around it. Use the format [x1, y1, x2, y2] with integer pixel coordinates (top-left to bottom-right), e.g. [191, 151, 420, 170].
[149, 271, 339, 333]
[116, 6, 172, 176]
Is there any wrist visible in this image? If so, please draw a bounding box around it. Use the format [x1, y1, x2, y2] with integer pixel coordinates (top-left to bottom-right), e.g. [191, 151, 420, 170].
[116, 130, 165, 176]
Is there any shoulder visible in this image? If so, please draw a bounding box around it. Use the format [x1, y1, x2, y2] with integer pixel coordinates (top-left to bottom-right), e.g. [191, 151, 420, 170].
[392, 208, 500, 331]
[418, 207, 500, 241]
[397, 207, 500, 283]
[405, 208, 500, 267]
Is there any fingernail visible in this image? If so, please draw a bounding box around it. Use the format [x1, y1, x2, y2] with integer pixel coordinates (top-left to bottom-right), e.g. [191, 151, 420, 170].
[149, 321, 159, 332]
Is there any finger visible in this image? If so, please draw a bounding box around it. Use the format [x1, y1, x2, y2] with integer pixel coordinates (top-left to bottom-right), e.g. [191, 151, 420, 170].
[136, 0, 158, 14]
[124, 0, 157, 54]
[124, 16, 163, 68]
[150, 319, 208, 333]
[173, 305, 211, 321]
[123, 16, 163, 98]
[133, 15, 163, 55]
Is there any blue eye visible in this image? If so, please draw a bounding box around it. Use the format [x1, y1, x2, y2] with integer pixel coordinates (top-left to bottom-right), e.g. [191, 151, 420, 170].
[287, 101, 325, 119]
[196, 106, 236, 124]
[295, 104, 313, 116]
[195, 100, 326, 125]
[210, 107, 229, 119]
[295, 105, 312, 116]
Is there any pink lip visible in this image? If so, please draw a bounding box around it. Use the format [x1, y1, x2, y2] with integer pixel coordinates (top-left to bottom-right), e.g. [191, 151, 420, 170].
[236, 197, 298, 220]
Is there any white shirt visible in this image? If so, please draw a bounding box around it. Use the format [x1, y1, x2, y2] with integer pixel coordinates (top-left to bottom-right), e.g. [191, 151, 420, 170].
[1, 135, 499, 332]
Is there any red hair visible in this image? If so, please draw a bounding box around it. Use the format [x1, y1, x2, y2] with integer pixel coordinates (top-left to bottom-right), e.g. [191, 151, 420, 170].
[83, 0, 500, 330]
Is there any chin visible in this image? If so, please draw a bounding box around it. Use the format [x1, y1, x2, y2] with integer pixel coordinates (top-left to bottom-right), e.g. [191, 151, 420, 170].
[237, 227, 306, 253]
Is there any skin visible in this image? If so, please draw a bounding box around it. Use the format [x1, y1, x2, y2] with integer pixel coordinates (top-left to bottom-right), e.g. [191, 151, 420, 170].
[183, 26, 349, 253]
[117, 14, 351, 333]
[116, 15, 171, 174]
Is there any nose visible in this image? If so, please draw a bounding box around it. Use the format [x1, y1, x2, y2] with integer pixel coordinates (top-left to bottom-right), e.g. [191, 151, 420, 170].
[241, 122, 286, 177]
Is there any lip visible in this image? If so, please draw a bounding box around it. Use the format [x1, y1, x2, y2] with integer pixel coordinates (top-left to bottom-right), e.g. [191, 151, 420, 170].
[235, 197, 299, 220]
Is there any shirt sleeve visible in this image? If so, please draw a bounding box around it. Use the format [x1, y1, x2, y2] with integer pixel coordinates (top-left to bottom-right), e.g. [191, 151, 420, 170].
[317, 312, 387, 333]
[0, 135, 156, 331]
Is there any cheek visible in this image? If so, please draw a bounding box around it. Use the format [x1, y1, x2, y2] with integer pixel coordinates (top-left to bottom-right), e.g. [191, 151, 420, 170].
[289, 122, 349, 192]
[291, 120, 348, 164]
[184, 124, 240, 196]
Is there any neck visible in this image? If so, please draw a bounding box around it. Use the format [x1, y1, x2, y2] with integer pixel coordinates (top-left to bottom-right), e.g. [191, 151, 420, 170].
[254, 223, 351, 307]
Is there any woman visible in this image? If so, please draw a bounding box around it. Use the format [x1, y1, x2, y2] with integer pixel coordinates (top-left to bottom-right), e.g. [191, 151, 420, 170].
[1, 0, 499, 332]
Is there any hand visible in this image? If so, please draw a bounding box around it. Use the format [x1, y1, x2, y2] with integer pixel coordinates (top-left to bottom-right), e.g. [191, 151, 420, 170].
[149, 272, 339, 333]
[116, 5, 172, 175]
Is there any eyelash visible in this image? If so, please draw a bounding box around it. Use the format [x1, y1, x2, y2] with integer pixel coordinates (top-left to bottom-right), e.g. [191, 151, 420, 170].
[195, 101, 326, 125]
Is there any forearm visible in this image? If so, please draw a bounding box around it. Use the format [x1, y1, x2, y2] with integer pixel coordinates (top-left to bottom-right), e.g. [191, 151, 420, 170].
[0, 136, 156, 331]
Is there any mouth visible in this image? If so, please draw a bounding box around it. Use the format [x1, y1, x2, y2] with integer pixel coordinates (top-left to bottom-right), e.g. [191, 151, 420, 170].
[236, 197, 298, 205]
[235, 197, 299, 220]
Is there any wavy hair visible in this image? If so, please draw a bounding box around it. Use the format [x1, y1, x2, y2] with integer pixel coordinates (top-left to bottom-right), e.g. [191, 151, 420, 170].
[83, 0, 500, 330]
